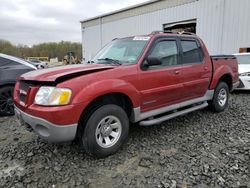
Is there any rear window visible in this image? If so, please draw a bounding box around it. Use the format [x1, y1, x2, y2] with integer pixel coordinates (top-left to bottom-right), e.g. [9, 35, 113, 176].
[181, 40, 204, 64]
[0, 57, 20, 66]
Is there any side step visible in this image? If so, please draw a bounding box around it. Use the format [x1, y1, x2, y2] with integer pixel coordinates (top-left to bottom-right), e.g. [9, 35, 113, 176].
[139, 102, 208, 126]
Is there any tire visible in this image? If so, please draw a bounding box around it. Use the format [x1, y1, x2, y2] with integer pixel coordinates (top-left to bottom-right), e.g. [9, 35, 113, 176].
[209, 82, 229, 112]
[0, 86, 14, 116]
[80, 104, 129, 158]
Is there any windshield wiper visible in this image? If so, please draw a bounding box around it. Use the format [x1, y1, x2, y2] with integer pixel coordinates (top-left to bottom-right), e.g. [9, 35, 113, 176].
[97, 58, 122, 65]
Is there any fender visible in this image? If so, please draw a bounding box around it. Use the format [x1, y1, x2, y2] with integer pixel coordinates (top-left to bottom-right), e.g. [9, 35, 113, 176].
[209, 65, 233, 90]
[72, 79, 141, 108]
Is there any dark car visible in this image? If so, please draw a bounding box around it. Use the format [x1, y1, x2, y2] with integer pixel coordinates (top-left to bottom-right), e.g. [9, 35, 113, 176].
[0, 53, 36, 116]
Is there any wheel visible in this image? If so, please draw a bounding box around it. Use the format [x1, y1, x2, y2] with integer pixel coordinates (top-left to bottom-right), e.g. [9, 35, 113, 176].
[80, 104, 129, 158]
[209, 82, 229, 112]
[0, 86, 14, 116]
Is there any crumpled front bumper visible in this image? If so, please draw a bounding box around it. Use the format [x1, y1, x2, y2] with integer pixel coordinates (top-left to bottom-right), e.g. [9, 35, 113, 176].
[15, 106, 78, 143]
[236, 76, 250, 90]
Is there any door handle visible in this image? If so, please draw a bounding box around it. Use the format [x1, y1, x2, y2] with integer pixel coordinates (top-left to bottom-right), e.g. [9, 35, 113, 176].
[174, 70, 180, 75]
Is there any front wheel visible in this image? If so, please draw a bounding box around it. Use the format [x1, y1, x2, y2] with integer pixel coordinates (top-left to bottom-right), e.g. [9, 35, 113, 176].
[80, 104, 129, 158]
[209, 82, 229, 112]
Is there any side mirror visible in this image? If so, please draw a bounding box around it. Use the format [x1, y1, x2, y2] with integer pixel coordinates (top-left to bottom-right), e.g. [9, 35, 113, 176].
[144, 56, 162, 67]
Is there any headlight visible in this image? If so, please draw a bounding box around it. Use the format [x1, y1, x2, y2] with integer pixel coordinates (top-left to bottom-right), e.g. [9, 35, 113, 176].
[35, 86, 72, 106]
[239, 72, 250, 77]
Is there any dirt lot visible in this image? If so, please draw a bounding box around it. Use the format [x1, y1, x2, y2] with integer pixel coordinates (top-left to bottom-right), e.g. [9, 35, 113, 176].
[0, 92, 250, 188]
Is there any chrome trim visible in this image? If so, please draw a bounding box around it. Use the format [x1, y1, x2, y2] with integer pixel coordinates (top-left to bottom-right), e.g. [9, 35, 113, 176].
[132, 90, 214, 122]
[143, 100, 157, 105]
[14, 106, 77, 143]
[19, 89, 27, 95]
[140, 102, 208, 126]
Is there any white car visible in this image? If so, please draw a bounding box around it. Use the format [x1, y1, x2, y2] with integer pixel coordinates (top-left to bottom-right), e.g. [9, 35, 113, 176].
[234, 53, 250, 90]
[29, 59, 48, 69]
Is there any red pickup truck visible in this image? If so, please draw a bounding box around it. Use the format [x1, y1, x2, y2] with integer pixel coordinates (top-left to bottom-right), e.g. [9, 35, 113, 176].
[14, 31, 239, 157]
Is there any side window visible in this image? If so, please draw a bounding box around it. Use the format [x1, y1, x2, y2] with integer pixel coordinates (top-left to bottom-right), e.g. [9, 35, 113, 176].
[148, 40, 178, 68]
[181, 40, 203, 64]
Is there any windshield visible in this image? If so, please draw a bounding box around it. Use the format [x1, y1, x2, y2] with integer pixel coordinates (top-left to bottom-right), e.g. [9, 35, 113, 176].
[236, 55, 250, 64]
[92, 36, 150, 65]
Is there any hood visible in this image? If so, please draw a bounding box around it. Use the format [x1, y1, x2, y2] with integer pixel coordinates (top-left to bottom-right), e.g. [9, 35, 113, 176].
[20, 64, 115, 83]
[238, 64, 250, 74]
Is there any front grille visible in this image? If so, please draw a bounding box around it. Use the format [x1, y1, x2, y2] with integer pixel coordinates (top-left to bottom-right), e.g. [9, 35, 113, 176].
[18, 81, 31, 105]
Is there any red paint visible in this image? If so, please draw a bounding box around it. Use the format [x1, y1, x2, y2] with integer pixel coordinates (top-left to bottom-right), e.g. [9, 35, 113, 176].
[14, 33, 238, 125]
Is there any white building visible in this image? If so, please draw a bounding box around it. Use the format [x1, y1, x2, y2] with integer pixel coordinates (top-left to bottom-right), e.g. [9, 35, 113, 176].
[80, 0, 250, 61]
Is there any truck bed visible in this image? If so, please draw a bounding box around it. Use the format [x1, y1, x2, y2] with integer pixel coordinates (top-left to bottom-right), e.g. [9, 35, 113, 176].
[211, 55, 236, 60]
[209, 55, 238, 90]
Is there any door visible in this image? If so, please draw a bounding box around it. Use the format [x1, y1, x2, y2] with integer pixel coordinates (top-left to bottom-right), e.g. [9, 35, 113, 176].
[179, 38, 212, 100]
[138, 38, 183, 112]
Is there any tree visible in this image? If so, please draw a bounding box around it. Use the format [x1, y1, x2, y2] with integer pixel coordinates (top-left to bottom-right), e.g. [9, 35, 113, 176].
[0, 39, 82, 61]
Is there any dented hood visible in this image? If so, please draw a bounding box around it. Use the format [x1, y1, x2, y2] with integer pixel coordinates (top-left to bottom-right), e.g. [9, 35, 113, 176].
[20, 64, 115, 83]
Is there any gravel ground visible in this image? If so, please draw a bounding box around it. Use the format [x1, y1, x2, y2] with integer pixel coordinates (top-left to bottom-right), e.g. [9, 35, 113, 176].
[0, 92, 250, 188]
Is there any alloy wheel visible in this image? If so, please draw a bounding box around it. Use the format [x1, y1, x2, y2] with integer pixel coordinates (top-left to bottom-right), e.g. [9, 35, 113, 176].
[0, 88, 14, 115]
[218, 88, 227, 107]
[95, 115, 122, 148]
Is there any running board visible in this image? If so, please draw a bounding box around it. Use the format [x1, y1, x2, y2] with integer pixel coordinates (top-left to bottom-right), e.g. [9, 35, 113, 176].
[139, 102, 208, 126]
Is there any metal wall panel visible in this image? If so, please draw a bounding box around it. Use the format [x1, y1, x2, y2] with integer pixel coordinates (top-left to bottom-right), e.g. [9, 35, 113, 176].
[196, 0, 224, 55]
[81, 0, 196, 27]
[221, 0, 250, 54]
[82, 0, 250, 60]
[82, 24, 102, 61]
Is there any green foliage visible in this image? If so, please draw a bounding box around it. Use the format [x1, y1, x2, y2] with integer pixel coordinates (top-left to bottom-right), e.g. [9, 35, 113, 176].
[0, 39, 82, 61]
[0, 39, 18, 56]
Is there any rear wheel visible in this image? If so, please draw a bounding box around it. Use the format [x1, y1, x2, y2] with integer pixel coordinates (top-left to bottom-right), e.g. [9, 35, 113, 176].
[0, 86, 14, 116]
[209, 82, 229, 112]
[79, 104, 129, 158]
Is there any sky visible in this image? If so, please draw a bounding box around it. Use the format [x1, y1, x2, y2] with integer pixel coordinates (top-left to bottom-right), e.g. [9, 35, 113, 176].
[0, 0, 148, 46]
